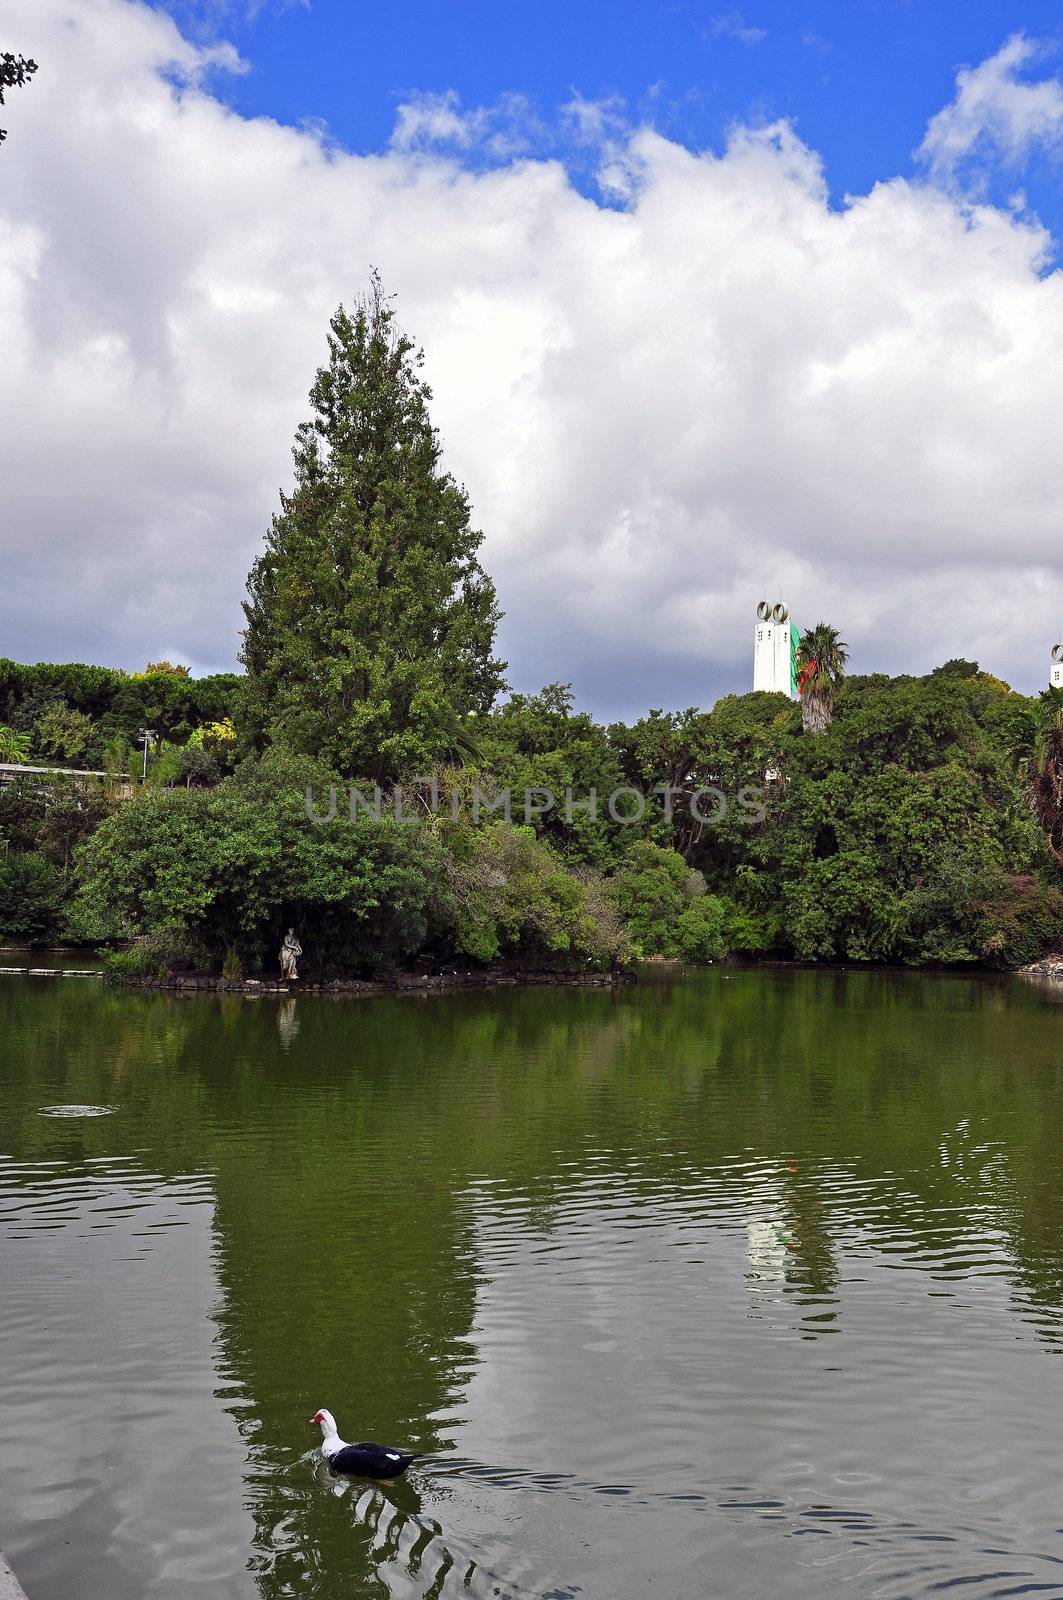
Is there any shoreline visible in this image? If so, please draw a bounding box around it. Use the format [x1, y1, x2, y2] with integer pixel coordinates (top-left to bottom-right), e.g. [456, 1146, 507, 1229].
[105, 967, 638, 996]
[1017, 954, 1063, 982]
[6, 948, 1060, 992]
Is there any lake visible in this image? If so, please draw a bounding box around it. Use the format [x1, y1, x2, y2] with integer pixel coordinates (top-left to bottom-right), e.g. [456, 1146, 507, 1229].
[2, 966, 1062, 1600]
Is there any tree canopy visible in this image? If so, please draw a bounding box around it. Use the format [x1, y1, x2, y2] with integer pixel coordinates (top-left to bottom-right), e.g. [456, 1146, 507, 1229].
[3, 651, 1060, 970]
[241, 276, 506, 782]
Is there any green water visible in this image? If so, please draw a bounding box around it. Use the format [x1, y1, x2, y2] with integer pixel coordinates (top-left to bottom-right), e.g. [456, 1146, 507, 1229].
[2, 967, 1063, 1600]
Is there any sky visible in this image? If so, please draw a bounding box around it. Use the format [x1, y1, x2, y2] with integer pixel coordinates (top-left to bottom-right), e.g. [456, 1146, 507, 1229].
[2, 0, 1063, 717]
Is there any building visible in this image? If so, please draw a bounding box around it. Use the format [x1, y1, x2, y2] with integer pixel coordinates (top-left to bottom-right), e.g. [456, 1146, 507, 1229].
[753, 602, 800, 698]
[1052, 643, 1063, 690]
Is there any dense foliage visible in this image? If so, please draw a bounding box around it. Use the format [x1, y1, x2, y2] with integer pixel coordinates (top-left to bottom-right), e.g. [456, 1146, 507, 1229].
[2, 653, 1059, 972]
[67, 752, 628, 976]
[0, 658, 241, 773]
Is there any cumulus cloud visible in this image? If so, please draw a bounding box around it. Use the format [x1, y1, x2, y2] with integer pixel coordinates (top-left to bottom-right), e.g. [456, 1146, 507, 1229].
[918, 34, 1063, 187]
[1, 1, 1063, 714]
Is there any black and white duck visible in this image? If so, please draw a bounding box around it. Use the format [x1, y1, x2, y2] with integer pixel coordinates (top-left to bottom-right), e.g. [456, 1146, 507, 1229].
[311, 1408, 420, 1479]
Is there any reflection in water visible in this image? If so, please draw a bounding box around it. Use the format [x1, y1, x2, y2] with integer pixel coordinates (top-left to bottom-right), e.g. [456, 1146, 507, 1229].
[316, 1467, 572, 1600]
[0, 1156, 253, 1599]
[37, 1103, 117, 1118]
[2, 968, 1063, 1598]
[747, 1217, 791, 1281]
[276, 998, 299, 1051]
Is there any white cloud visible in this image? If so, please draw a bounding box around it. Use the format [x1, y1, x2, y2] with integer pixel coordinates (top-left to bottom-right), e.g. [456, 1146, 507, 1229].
[705, 11, 767, 46]
[390, 89, 544, 161]
[559, 90, 630, 146]
[1, 3, 1062, 713]
[918, 34, 1063, 187]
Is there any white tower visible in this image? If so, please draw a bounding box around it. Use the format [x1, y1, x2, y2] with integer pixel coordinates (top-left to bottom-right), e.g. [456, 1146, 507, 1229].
[753, 602, 797, 698]
[1052, 643, 1063, 690]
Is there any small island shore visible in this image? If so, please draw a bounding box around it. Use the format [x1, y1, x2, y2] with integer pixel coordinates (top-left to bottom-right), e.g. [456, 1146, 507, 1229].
[107, 966, 637, 996]
[1018, 954, 1063, 981]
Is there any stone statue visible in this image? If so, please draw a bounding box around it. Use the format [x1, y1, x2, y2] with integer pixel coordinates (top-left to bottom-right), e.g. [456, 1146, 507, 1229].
[280, 927, 302, 982]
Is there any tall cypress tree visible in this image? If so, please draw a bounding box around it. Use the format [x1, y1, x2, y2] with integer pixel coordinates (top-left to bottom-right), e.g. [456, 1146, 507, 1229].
[241, 277, 506, 782]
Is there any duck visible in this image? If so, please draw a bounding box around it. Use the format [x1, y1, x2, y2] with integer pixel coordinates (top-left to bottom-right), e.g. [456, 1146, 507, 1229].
[310, 1408, 420, 1479]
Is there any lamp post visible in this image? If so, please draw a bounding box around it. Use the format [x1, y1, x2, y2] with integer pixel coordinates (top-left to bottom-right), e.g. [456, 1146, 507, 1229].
[138, 728, 155, 782]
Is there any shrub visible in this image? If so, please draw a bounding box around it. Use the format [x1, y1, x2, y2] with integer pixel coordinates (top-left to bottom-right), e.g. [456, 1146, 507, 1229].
[674, 894, 727, 963]
[100, 928, 214, 981]
[606, 841, 695, 957]
[101, 945, 159, 982]
[975, 876, 1063, 969]
[221, 947, 244, 983]
[443, 823, 630, 969]
[0, 850, 63, 942]
[786, 851, 905, 962]
[61, 892, 125, 946]
[719, 898, 781, 956]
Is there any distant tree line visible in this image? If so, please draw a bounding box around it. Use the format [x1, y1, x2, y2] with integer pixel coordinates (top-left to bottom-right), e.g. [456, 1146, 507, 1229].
[0, 659, 240, 774]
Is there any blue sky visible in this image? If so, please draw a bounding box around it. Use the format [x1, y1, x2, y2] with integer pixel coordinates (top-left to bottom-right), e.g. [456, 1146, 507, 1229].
[171, 0, 1063, 230]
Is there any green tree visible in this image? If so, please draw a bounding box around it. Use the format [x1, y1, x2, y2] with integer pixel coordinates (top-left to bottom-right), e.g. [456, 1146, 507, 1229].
[141, 661, 191, 678]
[442, 822, 628, 968]
[1027, 688, 1063, 863]
[795, 623, 849, 734]
[607, 841, 706, 957]
[0, 725, 31, 763]
[0, 850, 62, 942]
[473, 684, 626, 867]
[35, 779, 114, 889]
[241, 276, 506, 782]
[35, 703, 95, 764]
[787, 849, 905, 961]
[674, 894, 728, 962]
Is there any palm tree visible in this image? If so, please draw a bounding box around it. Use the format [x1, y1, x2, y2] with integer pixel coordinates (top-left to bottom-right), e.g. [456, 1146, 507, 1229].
[0, 725, 31, 763]
[1028, 688, 1063, 862]
[795, 623, 849, 734]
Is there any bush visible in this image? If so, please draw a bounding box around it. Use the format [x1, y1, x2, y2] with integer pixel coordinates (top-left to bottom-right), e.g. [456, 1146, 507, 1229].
[605, 841, 734, 962]
[606, 841, 696, 957]
[61, 892, 125, 946]
[975, 876, 1063, 968]
[221, 947, 244, 983]
[786, 851, 906, 962]
[101, 945, 159, 982]
[100, 928, 215, 981]
[443, 823, 630, 969]
[674, 894, 727, 963]
[0, 850, 64, 942]
[719, 898, 781, 956]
